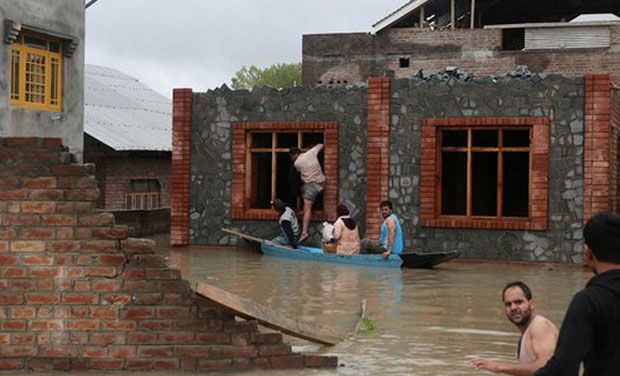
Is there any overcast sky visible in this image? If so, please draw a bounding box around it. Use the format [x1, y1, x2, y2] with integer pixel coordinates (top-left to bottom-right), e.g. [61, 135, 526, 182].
[85, 0, 405, 98]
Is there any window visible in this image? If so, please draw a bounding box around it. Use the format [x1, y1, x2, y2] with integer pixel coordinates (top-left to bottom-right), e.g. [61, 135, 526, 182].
[440, 128, 530, 218]
[231, 122, 338, 220]
[248, 131, 324, 211]
[502, 28, 525, 51]
[125, 179, 161, 210]
[399, 58, 410, 68]
[420, 117, 549, 230]
[9, 31, 63, 111]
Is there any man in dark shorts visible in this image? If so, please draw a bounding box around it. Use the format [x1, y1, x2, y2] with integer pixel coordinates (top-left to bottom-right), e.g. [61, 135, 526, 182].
[534, 211, 620, 376]
[290, 144, 325, 243]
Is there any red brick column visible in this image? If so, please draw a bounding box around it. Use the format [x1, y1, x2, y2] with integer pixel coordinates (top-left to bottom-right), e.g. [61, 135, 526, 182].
[171, 89, 192, 246]
[583, 74, 612, 224]
[366, 77, 391, 238]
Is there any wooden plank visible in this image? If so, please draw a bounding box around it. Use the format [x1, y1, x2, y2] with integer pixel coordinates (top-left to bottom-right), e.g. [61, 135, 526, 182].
[195, 282, 346, 346]
[221, 227, 292, 249]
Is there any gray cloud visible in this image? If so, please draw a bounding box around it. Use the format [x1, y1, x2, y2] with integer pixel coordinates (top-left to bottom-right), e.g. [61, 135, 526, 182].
[86, 0, 404, 97]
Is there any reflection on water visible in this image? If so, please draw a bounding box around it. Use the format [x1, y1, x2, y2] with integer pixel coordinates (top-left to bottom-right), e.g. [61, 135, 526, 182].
[168, 245, 589, 376]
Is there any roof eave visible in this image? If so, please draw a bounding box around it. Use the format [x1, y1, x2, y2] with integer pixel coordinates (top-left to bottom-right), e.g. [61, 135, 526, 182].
[371, 0, 430, 34]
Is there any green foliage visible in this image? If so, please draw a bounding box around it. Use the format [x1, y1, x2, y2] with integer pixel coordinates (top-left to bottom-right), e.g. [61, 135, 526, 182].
[360, 317, 376, 332]
[231, 63, 302, 90]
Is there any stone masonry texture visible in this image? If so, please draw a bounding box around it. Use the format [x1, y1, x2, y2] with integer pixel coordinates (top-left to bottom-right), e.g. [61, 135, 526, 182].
[0, 137, 336, 371]
[183, 72, 610, 264]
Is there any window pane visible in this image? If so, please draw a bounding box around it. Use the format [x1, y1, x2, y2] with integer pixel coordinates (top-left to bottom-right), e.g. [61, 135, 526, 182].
[134, 195, 141, 210]
[441, 130, 467, 147]
[276, 153, 300, 210]
[302, 133, 324, 148]
[143, 194, 148, 209]
[472, 130, 498, 147]
[251, 133, 271, 148]
[441, 152, 467, 215]
[152, 194, 158, 208]
[49, 41, 60, 53]
[250, 152, 272, 209]
[126, 195, 132, 209]
[503, 129, 530, 147]
[24, 35, 47, 50]
[502, 152, 529, 217]
[471, 152, 498, 216]
[277, 133, 297, 148]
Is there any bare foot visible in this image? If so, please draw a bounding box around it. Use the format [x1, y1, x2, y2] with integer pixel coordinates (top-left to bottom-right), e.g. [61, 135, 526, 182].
[298, 233, 309, 244]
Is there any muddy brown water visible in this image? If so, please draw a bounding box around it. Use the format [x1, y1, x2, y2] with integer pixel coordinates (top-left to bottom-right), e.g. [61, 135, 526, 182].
[12, 238, 591, 376]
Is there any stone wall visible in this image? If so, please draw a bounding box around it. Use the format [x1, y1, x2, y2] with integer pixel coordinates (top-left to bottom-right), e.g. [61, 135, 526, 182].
[303, 25, 620, 87]
[0, 137, 336, 371]
[189, 85, 368, 245]
[390, 75, 585, 262]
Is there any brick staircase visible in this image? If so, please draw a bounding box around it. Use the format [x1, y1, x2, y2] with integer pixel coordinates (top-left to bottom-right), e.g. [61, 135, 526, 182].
[0, 137, 336, 371]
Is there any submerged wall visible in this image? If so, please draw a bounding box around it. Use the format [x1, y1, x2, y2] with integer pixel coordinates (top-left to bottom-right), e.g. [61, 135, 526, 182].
[0, 137, 336, 371]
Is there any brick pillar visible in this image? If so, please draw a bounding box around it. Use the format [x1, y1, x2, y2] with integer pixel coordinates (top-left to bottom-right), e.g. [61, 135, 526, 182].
[171, 89, 192, 245]
[366, 77, 391, 238]
[583, 74, 612, 224]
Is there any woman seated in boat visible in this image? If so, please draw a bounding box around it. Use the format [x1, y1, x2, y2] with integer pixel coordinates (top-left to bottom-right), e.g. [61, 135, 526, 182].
[333, 203, 361, 254]
[270, 199, 300, 248]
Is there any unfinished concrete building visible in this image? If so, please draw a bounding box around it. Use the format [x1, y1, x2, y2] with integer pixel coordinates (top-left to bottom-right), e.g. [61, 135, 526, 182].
[302, 0, 620, 86]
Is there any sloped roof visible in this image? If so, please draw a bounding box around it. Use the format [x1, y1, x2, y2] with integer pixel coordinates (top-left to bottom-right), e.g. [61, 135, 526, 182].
[84, 64, 172, 152]
[372, 0, 430, 33]
[570, 13, 620, 23]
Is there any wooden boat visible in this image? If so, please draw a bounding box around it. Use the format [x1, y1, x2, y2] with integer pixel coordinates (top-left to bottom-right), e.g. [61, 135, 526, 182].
[222, 228, 460, 269]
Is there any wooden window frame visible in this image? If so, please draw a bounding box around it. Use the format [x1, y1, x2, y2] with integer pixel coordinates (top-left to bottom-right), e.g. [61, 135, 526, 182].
[420, 117, 549, 230]
[231, 122, 338, 221]
[125, 179, 161, 210]
[9, 31, 63, 112]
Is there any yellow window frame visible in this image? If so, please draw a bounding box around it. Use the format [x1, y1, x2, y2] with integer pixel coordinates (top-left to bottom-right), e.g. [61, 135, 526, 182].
[9, 33, 63, 112]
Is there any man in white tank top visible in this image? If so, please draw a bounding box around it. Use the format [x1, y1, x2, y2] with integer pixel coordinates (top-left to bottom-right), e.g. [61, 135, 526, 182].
[470, 281, 559, 376]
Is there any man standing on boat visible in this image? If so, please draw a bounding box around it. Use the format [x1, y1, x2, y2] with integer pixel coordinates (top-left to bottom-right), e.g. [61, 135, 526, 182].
[289, 144, 325, 244]
[361, 200, 403, 259]
[533, 211, 620, 376]
[470, 281, 559, 376]
[271, 199, 300, 249]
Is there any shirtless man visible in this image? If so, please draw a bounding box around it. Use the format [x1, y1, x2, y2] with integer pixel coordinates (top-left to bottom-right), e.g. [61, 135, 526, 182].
[470, 281, 559, 376]
[290, 144, 325, 243]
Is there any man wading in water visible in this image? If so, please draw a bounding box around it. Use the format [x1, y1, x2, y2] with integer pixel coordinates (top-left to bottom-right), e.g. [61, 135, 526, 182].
[470, 281, 559, 376]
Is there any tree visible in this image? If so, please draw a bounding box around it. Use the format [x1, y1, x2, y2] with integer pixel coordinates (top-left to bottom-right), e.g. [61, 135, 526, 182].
[230, 63, 301, 90]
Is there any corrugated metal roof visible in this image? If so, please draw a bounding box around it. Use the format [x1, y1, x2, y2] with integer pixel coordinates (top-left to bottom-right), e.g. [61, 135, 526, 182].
[570, 13, 620, 23]
[84, 64, 172, 152]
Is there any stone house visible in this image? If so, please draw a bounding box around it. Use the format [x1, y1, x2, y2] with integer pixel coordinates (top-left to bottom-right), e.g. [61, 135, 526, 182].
[171, 72, 619, 263]
[302, 0, 620, 86]
[0, 0, 85, 160]
[83, 65, 171, 236]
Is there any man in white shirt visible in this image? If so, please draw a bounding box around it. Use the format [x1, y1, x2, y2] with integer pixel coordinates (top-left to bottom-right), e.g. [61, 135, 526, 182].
[289, 144, 325, 243]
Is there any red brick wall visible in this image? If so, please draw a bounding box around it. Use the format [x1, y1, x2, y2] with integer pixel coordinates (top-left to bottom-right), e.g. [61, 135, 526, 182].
[611, 87, 620, 212]
[366, 77, 391, 238]
[171, 89, 192, 246]
[231, 122, 338, 221]
[583, 74, 612, 223]
[0, 137, 336, 372]
[419, 117, 549, 230]
[102, 156, 171, 210]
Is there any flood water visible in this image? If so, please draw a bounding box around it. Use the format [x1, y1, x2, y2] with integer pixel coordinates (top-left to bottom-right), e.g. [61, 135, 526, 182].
[12, 240, 591, 376]
[165, 243, 590, 376]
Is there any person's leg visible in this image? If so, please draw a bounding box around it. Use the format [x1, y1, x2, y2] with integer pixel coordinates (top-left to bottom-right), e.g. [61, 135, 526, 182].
[299, 197, 314, 242]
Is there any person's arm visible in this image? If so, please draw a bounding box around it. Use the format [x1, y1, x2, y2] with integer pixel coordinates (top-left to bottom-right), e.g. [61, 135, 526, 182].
[382, 217, 395, 259]
[469, 319, 558, 376]
[333, 220, 342, 241]
[309, 143, 324, 157]
[533, 293, 595, 376]
[280, 220, 298, 249]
